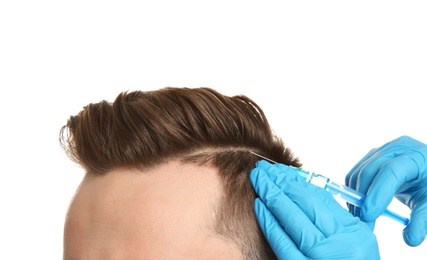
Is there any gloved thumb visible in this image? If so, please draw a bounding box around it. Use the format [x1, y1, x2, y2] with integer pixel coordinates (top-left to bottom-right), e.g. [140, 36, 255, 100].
[403, 204, 427, 246]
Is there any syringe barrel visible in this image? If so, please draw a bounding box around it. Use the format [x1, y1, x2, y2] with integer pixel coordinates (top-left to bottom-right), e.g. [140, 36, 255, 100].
[325, 179, 410, 226]
[326, 180, 365, 207]
[294, 168, 365, 207]
[294, 168, 410, 225]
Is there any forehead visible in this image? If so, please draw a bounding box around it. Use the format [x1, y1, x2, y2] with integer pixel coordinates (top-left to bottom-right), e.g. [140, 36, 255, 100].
[64, 161, 241, 259]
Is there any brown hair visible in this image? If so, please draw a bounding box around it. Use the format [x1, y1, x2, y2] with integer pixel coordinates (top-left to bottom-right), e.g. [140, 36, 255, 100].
[60, 87, 302, 259]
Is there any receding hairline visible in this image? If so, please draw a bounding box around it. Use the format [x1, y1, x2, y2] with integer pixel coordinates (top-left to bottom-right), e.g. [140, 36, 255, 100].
[92, 145, 277, 174]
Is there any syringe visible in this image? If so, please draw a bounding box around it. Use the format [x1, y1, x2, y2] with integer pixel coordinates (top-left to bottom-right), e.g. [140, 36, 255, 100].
[291, 167, 410, 226]
[249, 151, 410, 226]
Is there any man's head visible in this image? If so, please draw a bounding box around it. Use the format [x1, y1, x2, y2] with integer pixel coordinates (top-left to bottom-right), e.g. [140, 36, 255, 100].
[60, 87, 302, 259]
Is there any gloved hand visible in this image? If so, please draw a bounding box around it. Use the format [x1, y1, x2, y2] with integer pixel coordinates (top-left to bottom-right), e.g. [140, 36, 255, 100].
[250, 160, 380, 260]
[345, 135, 427, 246]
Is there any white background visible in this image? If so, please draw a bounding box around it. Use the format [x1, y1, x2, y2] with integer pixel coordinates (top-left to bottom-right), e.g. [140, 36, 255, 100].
[1, 1, 426, 259]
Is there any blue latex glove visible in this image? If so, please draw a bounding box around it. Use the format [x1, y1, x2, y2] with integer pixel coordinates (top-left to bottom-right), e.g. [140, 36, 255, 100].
[345, 135, 427, 246]
[250, 160, 380, 260]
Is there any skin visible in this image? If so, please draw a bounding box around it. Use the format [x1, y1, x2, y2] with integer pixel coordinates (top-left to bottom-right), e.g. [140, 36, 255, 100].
[64, 160, 242, 260]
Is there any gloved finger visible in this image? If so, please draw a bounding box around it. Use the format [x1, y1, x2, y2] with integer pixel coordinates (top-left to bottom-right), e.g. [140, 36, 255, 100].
[345, 147, 378, 185]
[250, 168, 324, 252]
[256, 160, 320, 194]
[346, 201, 356, 217]
[403, 203, 427, 246]
[347, 135, 427, 198]
[346, 153, 387, 195]
[344, 136, 404, 197]
[346, 202, 356, 217]
[273, 163, 362, 227]
[276, 172, 358, 233]
[257, 160, 359, 229]
[303, 181, 362, 228]
[345, 153, 391, 217]
[346, 155, 395, 219]
[344, 154, 393, 228]
[254, 199, 307, 260]
[256, 161, 310, 191]
[345, 136, 420, 184]
[255, 160, 299, 181]
[361, 153, 423, 221]
[251, 165, 350, 238]
[350, 203, 375, 232]
[345, 151, 378, 216]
